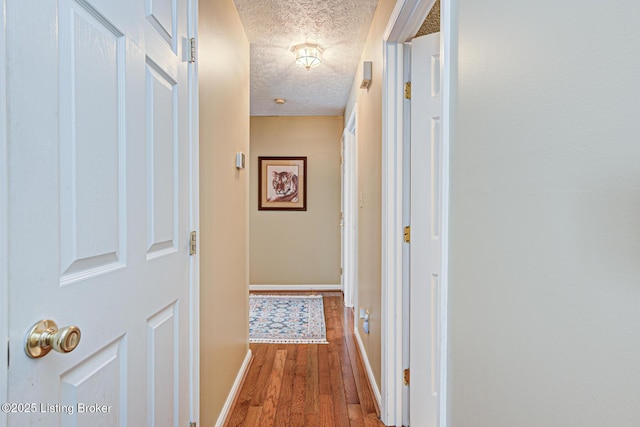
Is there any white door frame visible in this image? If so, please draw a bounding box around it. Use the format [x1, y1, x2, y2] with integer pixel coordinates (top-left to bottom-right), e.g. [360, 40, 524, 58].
[1, 0, 9, 424]
[381, 0, 451, 425]
[342, 107, 357, 308]
[188, 0, 200, 423]
[401, 44, 412, 427]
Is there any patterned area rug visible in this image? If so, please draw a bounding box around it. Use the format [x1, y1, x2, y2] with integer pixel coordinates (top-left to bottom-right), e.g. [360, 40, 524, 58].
[249, 295, 329, 344]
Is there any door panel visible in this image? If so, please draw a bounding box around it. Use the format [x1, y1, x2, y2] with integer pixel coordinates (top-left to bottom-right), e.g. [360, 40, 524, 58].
[147, 303, 179, 426]
[409, 32, 442, 427]
[146, 58, 179, 258]
[146, 0, 176, 48]
[60, 338, 126, 426]
[59, 0, 126, 283]
[6, 0, 190, 425]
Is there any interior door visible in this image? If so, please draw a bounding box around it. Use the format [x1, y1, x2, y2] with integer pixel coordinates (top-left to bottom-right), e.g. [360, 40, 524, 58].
[409, 32, 442, 427]
[6, 0, 191, 425]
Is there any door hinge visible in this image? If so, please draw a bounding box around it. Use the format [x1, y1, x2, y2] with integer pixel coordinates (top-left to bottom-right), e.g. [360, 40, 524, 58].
[404, 82, 412, 99]
[340, 267, 343, 275]
[189, 38, 196, 63]
[189, 231, 197, 255]
[404, 368, 410, 386]
[403, 226, 411, 243]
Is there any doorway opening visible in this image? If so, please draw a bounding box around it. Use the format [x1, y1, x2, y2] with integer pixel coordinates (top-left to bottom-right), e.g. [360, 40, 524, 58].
[341, 107, 358, 309]
[381, 0, 451, 426]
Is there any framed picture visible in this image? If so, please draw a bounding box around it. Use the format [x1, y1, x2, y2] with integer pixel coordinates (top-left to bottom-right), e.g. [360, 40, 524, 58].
[258, 156, 307, 211]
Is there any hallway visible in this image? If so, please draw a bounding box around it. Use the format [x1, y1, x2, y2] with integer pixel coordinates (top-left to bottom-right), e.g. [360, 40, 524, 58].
[224, 292, 384, 426]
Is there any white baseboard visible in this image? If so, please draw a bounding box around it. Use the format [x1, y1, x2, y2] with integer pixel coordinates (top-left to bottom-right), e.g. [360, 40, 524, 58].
[215, 349, 253, 427]
[249, 284, 342, 292]
[354, 327, 382, 409]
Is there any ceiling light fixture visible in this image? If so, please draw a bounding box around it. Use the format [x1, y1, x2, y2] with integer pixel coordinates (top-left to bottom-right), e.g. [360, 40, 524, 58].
[293, 44, 323, 71]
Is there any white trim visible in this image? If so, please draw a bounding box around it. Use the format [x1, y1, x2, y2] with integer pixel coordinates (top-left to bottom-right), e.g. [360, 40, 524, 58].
[342, 106, 357, 308]
[384, 0, 436, 42]
[346, 103, 357, 130]
[187, 0, 200, 424]
[1, 0, 9, 423]
[352, 104, 360, 320]
[380, 41, 406, 427]
[439, 1, 452, 424]
[354, 327, 382, 409]
[215, 349, 253, 427]
[249, 284, 342, 292]
[340, 136, 345, 297]
[401, 43, 412, 427]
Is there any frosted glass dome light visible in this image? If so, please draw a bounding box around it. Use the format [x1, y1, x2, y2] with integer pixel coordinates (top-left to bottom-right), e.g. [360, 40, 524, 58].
[293, 44, 323, 71]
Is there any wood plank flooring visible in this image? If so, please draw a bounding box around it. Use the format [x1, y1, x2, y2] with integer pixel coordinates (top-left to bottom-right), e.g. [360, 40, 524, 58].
[224, 292, 385, 427]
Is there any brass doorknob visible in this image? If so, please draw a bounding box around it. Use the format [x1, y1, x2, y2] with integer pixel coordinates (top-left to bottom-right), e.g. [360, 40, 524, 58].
[24, 319, 81, 359]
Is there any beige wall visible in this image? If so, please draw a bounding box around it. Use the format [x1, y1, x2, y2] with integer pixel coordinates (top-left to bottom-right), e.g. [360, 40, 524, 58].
[198, 0, 250, 424]
[344, 0, 396, 390]
[449, 0, 640, 425]
[250, 116, 342, 285]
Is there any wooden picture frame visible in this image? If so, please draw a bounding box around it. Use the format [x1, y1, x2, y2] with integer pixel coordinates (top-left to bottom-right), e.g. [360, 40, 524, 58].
[258, 157, 307, 211]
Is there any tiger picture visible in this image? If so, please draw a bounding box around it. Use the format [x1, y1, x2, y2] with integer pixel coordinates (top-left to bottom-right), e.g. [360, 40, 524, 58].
[268, 170, 299, 202]
[259, 157, 306, 211]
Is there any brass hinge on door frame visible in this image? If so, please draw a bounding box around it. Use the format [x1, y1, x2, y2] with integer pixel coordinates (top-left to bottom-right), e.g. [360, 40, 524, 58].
[189, 38, 196, 63]
[404, 82, 412, 99]
[404, 368, 410, 386]
[189, 231, 197, 255]
[403, 226, 411, 243]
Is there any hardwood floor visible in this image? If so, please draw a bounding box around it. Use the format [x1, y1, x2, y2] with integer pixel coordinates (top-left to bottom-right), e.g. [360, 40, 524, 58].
[224, 292, 385, 427]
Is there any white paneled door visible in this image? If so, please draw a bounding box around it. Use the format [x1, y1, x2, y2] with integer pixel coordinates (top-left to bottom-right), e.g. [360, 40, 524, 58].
[409, 32, 443, 427]
[6, 0, 191, 425]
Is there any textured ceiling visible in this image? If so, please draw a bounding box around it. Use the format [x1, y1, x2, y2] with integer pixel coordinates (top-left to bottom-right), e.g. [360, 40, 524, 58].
[233, 0, 379, 116]
[415, 0, 440, 38]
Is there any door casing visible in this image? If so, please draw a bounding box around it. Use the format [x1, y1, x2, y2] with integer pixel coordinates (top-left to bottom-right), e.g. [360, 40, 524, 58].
[341, 107, 358, 308]
[381, 0, 451, 425]
[1, 0, 8, 424]
[187, 0, 200, 423]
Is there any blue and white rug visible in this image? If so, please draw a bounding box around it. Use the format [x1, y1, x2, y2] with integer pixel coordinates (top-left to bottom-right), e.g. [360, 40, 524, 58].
[249, 294, 329, 344]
